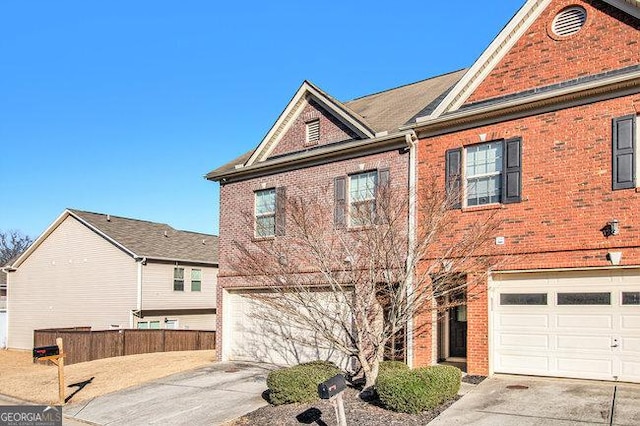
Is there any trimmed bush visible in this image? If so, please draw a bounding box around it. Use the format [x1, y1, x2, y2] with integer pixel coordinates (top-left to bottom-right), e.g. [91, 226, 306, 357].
[376, 365, 461, 414]
[378, 360, 410, 376]
[266, 361, 341, 405]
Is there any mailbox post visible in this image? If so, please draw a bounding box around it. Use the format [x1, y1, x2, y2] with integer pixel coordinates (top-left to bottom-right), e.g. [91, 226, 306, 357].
[33, 337, 66, 405]
[318, 374, 347, 426]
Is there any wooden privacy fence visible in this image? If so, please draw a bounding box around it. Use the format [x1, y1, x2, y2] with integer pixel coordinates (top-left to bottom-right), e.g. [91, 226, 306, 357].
[33, 328, 216, 365]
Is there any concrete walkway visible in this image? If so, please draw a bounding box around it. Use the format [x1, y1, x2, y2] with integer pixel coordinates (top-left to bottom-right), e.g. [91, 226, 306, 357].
[63, 362, 271, 426]
[432, 375, 640, 425]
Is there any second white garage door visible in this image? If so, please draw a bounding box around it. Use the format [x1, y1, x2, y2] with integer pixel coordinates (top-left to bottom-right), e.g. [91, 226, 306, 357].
[491, 270, 640, 383]
[225, 290, 350, 368]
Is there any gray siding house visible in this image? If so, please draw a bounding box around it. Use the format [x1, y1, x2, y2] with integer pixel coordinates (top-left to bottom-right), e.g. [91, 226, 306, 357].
[3, 209, 218, 349]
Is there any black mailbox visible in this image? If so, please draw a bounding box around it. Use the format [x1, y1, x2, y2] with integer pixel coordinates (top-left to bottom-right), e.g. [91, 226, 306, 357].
[33, 345, 59, 359]
[318, 374, 347, 399]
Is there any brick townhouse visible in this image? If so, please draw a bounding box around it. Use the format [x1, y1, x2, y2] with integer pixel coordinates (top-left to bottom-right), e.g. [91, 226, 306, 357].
[404, 0, 640, 381]
[208, 0, 640, 383]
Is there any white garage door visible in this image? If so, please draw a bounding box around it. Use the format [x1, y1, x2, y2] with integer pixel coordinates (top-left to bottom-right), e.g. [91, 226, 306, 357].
[491, 270, 640, 383]
[225, 290, 350, 368]
[0, 311, 6, 348]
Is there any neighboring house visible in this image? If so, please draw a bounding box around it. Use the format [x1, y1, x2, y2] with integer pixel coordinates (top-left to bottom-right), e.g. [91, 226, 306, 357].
[3, 209, 218, 349]
[403, 0, 640, 382]
[206, 73, 465, 366]
[0, 271, 6, 348]
[208, 0, 640, 384]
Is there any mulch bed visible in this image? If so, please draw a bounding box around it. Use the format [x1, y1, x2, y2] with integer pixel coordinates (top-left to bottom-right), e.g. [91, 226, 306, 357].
[229, 387, 460, 426]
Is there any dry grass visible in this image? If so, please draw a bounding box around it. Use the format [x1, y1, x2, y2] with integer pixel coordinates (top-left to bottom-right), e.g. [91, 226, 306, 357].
[0, 349, 216, 405]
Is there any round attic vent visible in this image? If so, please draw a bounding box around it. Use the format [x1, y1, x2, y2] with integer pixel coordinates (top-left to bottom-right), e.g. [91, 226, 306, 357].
[552, 6, 587, 37]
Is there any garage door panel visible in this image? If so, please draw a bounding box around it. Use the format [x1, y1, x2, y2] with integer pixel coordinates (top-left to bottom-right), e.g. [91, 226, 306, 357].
[227, 291, 350, 369]
[498, 314, 549, 328]
[498, 333, 549, 349]
[556, 335, 612, 351]
[556, 315, 612, 329]
[621, 315, 640, 329]
[557, 357, 613, 376]
[492, 270, 640, 383]
[498, 353, 549, 371]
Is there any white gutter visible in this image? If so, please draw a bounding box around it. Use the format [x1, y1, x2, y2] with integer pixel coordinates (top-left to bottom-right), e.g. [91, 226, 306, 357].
[404, 132, 417, 368]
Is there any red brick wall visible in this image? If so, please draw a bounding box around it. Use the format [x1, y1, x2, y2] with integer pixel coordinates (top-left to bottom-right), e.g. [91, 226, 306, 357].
[216, 149, 409, 358]
[465, 0, 640, 105]
[415, 93, 640, 375]
[268, 99, 359, 159]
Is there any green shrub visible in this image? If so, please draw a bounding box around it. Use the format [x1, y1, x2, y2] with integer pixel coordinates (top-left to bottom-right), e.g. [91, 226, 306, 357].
[376, 365, 461, 414]
[266, 361, 341, 405]
[378, 361, 409, 376]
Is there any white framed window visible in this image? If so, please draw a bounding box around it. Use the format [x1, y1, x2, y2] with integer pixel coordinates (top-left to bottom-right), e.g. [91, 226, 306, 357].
[255, 188, 276, 237]
[165, 319, 179, 329]
[349, 171, 378, 226]
[137, 321, 160, 329]
[173, 267, 185, 291]
[465, 141, 503, 206]
[445, 138, 522, 208]
[191, 269, 202, 292]
[306, 119, 320, 144]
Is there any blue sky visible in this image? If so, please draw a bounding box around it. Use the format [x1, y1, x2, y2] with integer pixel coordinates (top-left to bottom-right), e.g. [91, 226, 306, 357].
[0, 0, 524, 238]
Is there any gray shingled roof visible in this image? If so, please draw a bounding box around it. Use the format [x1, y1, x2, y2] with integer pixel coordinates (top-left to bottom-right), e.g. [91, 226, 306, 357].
[69, 209, 218, 264]
[206, 69, 466, 180]
[344, 69, 466, 133]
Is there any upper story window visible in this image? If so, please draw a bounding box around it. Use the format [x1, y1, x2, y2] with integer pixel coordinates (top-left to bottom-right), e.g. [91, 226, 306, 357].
[173, 267, 185, 291]
[349, 171, 378, 226]
[465, 142, 503, 206]
[334, 169, 390, 228]
[446, 138, 522, 209]
[306, 119, 320, 145]
[612, 115, 637, 190]
[254, 187, 285, 238]
[255, 188, 276, 237]
[191, 269, 202, 292]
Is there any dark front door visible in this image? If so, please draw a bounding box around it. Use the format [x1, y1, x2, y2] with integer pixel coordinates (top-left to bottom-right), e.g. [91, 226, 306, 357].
[449, 304, 467, 357]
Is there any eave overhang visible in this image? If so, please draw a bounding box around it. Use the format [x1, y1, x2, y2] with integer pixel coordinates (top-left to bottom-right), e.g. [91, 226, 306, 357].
[401, 70, 640, 138]
[208, 132, 414, 184]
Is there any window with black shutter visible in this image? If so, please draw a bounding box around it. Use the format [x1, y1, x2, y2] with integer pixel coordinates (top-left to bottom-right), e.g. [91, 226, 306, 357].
[612, 115, 636, 190]
[446, 138, 522, 208]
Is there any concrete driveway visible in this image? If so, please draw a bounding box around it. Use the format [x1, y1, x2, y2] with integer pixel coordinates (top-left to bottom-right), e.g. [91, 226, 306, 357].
[64, 362, 270, 425]
[432, 375, 640, 425]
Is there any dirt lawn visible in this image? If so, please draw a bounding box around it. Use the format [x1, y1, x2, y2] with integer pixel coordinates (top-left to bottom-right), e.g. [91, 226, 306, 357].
[0, 349, 216, 405]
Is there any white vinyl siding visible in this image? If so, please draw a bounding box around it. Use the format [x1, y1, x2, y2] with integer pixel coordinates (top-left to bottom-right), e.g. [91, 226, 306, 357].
[7, 216, 137, 349]
[141, 262, 217, 310]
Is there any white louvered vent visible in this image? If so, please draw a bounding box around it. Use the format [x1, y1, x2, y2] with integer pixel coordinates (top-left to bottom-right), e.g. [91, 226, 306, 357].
[552, 6, 587, 37]
[306, 120, 320, 144]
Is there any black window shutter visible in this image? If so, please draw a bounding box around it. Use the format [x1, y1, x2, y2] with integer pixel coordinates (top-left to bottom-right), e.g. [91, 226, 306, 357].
[612, 115, 636, 190]
[502, 138, 522, 204]
[445, 148, 462, 209]
[275, 187, 286, 236]
[334, 176, 347, 228]
[378, 169, 390, 189]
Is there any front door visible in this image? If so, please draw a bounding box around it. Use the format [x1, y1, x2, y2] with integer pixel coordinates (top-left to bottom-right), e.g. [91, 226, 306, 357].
[449, 304, 467, 358]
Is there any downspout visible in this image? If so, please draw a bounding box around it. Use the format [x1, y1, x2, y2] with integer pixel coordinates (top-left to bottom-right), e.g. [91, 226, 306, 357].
[133, 257, 146, 328]
[405, 131, 418, 368]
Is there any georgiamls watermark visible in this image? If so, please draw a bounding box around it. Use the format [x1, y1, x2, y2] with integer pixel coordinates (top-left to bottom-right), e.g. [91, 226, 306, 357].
[0, 405, 62, 426]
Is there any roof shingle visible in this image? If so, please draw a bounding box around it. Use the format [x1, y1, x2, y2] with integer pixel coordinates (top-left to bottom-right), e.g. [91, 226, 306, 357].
[69, 209, 218, 264]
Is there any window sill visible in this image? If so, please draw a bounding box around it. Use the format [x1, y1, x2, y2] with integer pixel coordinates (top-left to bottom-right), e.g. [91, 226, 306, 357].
[252, 236, 276, 242]
[462, 203, 505, 213]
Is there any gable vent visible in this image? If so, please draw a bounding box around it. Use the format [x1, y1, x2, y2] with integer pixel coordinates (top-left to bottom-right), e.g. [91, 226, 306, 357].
[552, 6, 587, 37]
[306, 120, 320, 144]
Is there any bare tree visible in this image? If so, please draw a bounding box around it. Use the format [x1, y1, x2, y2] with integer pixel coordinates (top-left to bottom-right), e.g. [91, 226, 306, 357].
[230, 175, 502, 393]
[0, 229, 33, 266]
